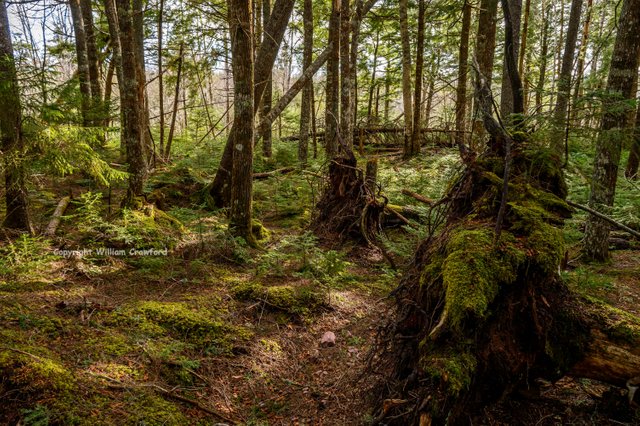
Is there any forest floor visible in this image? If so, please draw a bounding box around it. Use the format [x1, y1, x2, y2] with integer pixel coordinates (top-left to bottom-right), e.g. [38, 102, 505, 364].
[0, 140, 639, 425]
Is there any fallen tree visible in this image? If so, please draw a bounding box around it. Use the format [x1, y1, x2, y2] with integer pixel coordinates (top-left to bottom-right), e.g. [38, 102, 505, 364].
[370, 9, 640, 420]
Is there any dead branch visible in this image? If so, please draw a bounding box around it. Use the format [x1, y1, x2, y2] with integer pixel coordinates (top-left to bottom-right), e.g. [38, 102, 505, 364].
[252, 166, 296, 180]
[43, 196, 71, 237]
[567, 200, 640, 239]
[401, 189, 434, 206]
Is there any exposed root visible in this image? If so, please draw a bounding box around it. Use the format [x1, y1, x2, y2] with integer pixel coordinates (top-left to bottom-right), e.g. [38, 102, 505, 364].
[370, 143, 591, 424]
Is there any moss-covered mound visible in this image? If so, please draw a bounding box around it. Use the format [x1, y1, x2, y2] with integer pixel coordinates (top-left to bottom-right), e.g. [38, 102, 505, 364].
[374, 143, 590, 424]
[231, 281, 327, 317]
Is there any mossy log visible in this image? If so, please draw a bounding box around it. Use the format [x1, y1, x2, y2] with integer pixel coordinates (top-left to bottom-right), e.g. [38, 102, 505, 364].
[373, 144, 640, 424]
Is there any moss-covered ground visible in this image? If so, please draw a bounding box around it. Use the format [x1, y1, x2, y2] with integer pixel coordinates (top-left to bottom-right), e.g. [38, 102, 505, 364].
[0, 137, 638, 424]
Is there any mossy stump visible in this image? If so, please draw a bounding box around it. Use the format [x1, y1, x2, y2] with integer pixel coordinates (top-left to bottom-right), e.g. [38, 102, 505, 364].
[372, 143, 594, 424]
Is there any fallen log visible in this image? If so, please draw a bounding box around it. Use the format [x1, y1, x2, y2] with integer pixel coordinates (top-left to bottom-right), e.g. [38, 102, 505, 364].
[567, 200, 640, 239]
[252, 166, 296, 180]
[43, 196, 71, 237]
[401, 189, 434, 206]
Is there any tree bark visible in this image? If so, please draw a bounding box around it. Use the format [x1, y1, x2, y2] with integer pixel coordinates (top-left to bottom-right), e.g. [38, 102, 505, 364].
[499, 0, 522, 119]
[298, 0, 313, 165]
[166, 43, 183, 161]
[625, 99, 640, 179]
[535, 1, 550, 113]
[571, 0, 593, 126]
[261, 0, 273, 157]
[227, 0, 255, 245]
[340, 0, 352, 150]
[519, 0, 531, 111]
[0, 0, 31, 232]
[399, 0, 413, 157]
[157, 0, 165, 158]
[325, 0, 341, 158]
[366, 29, 380, 122]
[454, 0, 472, 155]
[584, 0, 640, 261]
[80, 0, 102, 124]
[103, 0, 124, 156]
[551, 0, 584, 155]
[115, 0, 148, 206]
[69, 0, 92, 127]
[471, 0, 498, 139]
[208, 0, 294, 207]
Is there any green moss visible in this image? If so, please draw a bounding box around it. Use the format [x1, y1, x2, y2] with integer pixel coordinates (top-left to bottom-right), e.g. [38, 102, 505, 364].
[126, 392, 187, 426]
[0, 345, 75, 394]
[421, 350, 477, 396]
[85, 334, 133, 358]
[104, 301, 245, 352]
[231, 281, 325, 316]
[441, 227, 524, 330]
[251, 219, 271, 243]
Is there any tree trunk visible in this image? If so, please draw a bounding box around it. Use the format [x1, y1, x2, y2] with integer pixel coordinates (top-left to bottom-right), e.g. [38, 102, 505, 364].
[166, 43, 183, 161]
[399, 0, 413, 158]
[228, 0, 255, 245]
[625, 99, 640, 179]
[571, 0, 593, 126]
[0, 0, 31, 232]
[472, 0, 498, 139]
[298, 0, 313, 165]
[80, 0, 101, 125]
[499, 0, 522, 119]
[384, 62, 390, 122]
[501, 0, 524, 118]
[104, 55, 115, 127]
[409, 0, 426, 155]
[584, 0, 640, 261]
[551, 0, 584, 155]
[454, 0, 472, 155]
[103, 0, 124, 156]
[258, 49, 329, 139]
[261, 0, 273, 158]
[157, 0, 165, 158]
[340, 0, 352, 150]
[116, 0, 148, 206]
[69, 0, 92, 127]
[208, 0, 294, 208]
[535, 1, 550, 113]
[519, 0, 531, 111]
[366, 29, 380, 123]
[325, 0, 341, 158]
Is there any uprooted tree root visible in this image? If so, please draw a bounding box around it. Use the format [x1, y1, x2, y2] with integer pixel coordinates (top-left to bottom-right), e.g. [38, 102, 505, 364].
[370, 143, 597, 424]
[312, 156, 386, 245]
